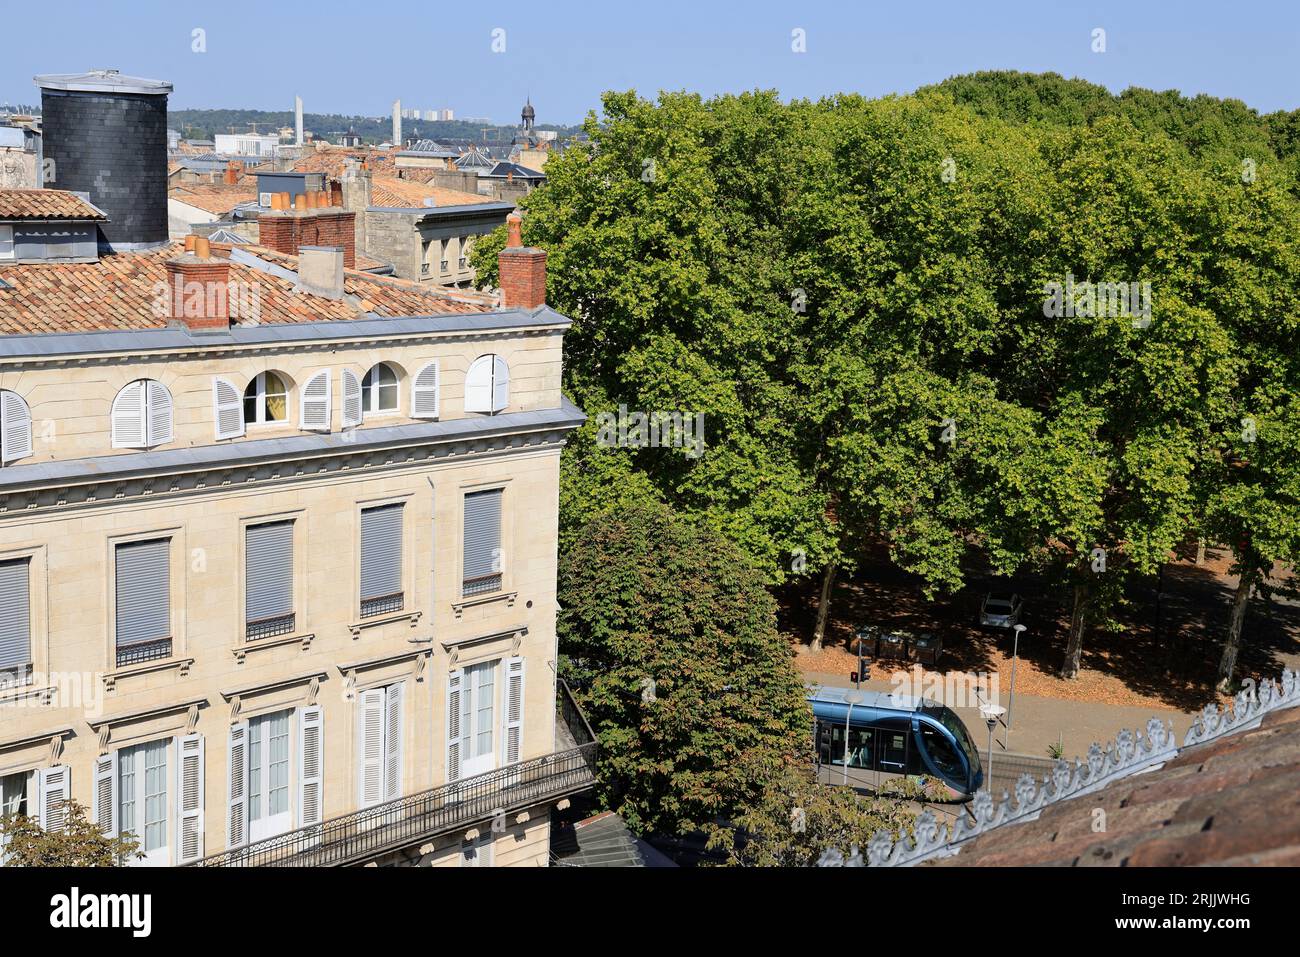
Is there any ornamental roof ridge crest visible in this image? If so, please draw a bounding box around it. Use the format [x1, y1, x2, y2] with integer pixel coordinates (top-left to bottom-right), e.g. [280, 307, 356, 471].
[818, 667, 1300, 868]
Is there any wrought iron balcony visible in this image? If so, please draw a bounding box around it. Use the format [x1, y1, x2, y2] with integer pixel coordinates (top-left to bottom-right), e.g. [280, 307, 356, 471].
[194, 680, 598, 867]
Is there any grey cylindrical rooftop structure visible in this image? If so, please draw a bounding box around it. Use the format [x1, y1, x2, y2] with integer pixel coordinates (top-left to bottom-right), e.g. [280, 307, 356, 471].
[35, 69, 173, 250]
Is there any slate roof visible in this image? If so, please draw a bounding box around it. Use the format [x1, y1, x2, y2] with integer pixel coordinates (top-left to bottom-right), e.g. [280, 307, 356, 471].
[483, 161, 545, 181]
[0, 240, 497, 335]
[0, 188, 107, 221]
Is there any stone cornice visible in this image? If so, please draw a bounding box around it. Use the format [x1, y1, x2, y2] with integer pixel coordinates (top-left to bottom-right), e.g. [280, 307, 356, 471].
[0, 418, 575, 518]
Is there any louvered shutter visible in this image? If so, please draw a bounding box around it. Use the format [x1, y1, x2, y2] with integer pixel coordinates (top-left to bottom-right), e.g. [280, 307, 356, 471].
[245, 521, 293, 627]
[341, 368, 363, 428]
[384, 683, 404, 802]
[37, 765, 69, 831]
[212, 378, 245, 440]
[411, 361, 440, 419]
[0, 558, 30, 675]
[446, 670, 463, 783]
[146, 380, 173, 446]
[0, 390, 32, 464]
[491, 355, 510, 412]
[111, 380, 147, 449]
[356, 688, 385, 808]
[503, 656, 525, 766]
[94, 751, 119, 839]
[360, 504, 403, 606]
[227, 721, 249, 849]
[115, 538, 170, 649]
[462, 489, 503, 595]
[297, 705, 324, 828]
[464, 356, 492, 413]
[299, 369, 332, 431]
[176, 734, 204, 863]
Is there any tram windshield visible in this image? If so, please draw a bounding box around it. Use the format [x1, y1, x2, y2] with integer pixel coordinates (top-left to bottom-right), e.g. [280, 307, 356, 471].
[922, 704, 981, 777]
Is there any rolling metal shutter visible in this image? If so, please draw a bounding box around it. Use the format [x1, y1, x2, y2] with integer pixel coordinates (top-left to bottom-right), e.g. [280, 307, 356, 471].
[360, 504, 403, 606]
[462, 489, 502, 596]
[245, 521, 294, 627]
[115, 539, 170, 647]
[0, 558, 30, 673]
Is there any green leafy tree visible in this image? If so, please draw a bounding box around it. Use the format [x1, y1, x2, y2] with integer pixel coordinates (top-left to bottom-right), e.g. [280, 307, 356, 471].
[557, 501, 810, 836]
[707, 755, 929, 867]
[0, 801, 141, 866]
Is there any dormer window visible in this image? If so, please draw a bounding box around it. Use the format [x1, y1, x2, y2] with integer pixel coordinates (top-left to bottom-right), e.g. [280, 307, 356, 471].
[464, 355, 509, 414]
[243, 371, 290, 425]
[111, 379, 173, 450]
[361, 363, 399, 417]
[0, 390, 33, 465]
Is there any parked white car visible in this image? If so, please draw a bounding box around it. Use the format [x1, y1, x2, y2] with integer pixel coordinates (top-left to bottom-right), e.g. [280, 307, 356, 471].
[980, 592, 1023, 629]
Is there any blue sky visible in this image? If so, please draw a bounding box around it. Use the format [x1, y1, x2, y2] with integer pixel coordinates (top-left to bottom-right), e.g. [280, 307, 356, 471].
[2, 0, 1298, 124]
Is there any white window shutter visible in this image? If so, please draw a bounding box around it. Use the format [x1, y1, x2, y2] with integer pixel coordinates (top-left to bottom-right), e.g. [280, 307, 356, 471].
[464, 356, 492, 413]
[176, 734, 204, 863]
[146, 380, 173, 446]
[94, 752, 119, 838]
[357, 688, 385, 808]
[227, 721, 249, 850]
[299, 369, 332, 432]
[0, 390, 33, 464]
[37, 765, 69, 831]
[491, 355, 510, 413]
[111, 380, 147, 449]
[341, 368, 363, 429]
[411, 361, 440, 419]
[384, 683, 404, 802]
[503, 656, 525, 766]
[212, 378, 245, 440]
[446, 670, 462, 783]
[298, 705, 324, 828]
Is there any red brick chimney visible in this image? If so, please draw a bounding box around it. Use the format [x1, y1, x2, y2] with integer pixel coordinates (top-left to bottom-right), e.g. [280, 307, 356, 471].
[498, 213, 546, 310]
[257, 205, 356, 268]
[223, 161, 241, 185]
[166, 237, 232, 331]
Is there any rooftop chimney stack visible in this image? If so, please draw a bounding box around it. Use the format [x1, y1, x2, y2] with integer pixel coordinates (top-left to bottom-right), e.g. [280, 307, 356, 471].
[295, 95, 303, 146]
[392, 100, 401, 147]
[166, 237, 232, 332]
[497, 212, 546, 311]
[297, 246, 345, 300]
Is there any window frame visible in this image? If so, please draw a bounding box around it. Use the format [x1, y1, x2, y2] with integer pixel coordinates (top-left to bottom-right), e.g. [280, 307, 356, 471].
[360, 363, 400, 418]
[242, 371, 291, 427]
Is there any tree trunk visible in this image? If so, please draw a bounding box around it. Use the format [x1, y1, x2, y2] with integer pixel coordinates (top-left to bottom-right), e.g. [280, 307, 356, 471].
[810, 563, 837, 651]
[1059, 582, 1089, 679]
[1216, 568, 1256, 693]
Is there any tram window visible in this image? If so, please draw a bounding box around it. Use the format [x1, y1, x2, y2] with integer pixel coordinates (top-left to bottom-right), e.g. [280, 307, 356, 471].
[918, 724, 965, 781]
[846, 727, 874, 768]
[877, 723, 908, 771]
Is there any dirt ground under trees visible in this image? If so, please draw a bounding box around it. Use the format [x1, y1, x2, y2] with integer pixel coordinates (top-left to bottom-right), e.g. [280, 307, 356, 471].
[783, 544, 1300, 712]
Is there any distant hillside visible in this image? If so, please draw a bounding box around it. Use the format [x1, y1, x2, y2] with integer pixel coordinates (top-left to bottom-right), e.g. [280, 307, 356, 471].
[166, 109, 581, 145]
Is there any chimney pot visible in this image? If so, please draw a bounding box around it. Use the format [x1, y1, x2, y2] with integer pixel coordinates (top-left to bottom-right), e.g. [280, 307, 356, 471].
[184, 235, 197, 252]
[193, 236, 211, 258]
[506, 213, 522, 248]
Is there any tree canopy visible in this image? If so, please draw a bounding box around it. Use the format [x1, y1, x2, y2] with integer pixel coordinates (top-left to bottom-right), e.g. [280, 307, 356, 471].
[477, 72, 1300, 684]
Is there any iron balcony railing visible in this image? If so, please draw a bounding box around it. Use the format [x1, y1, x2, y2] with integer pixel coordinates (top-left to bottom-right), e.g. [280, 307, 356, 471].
[194, 681, 598, 867]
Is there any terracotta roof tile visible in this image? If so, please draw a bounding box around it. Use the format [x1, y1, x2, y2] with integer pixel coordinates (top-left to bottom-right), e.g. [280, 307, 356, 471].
[369, 176, 492, 209]
[934, 704, 1300, 867]
[0, 241, 498, 336]
[0, 188, 107, 221]
[169, 185, 260, 215]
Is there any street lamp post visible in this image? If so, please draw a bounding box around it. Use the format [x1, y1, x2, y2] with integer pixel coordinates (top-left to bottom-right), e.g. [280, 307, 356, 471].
[980, 703, 1005, 791]
[1006, 623, 1027, 747]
